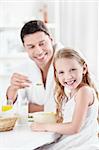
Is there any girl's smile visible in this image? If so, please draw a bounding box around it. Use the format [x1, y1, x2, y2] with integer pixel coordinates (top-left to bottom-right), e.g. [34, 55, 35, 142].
[64, 79, 76, 86]
[55, 58, 87, 91]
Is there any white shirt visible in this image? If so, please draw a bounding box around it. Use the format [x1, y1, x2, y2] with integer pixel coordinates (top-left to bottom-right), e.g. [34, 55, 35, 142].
[11, 43, 63, 112]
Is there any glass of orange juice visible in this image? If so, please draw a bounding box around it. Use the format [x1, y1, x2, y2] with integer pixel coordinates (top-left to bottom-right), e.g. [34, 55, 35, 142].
[2, 105, 13, 112]
[2, 99, 13, 112]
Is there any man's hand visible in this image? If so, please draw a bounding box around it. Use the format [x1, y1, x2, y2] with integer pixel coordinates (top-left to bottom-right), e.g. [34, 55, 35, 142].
[6, 73, 31, 103]
[10, 73, 31, 90]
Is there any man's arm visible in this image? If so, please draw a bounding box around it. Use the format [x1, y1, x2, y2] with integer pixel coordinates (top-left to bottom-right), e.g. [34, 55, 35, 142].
[28, 102, 44, 113]
[7, 88, 44, 112]
[6, 86, 18, 103]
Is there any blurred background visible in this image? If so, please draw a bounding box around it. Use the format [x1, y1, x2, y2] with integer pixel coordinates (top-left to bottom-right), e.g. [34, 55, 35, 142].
[0, 0, 98, 101]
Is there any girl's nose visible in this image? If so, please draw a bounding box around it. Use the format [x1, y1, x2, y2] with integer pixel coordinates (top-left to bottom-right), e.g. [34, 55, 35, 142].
[64, 73, 72, 81]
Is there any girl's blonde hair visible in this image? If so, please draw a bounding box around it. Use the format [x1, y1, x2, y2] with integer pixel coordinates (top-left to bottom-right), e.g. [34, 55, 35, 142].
[53, 48, 99, 123]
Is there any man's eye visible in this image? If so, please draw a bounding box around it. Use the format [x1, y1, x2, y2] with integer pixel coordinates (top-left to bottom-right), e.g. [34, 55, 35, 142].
[28, 45, 35, 49]
[39, 42, 45, 46]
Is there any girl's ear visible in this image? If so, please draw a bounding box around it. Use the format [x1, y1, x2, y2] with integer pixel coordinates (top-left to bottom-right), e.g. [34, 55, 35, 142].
[83, 63, 88, 75]
[55, 71, 58, 79]
[55, 70, 60, 81]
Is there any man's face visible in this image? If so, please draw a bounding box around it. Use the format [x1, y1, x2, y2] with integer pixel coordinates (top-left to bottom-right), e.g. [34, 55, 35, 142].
[23, 31, 54, 69]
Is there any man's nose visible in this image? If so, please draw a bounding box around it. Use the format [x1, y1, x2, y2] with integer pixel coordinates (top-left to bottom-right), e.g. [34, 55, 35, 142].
[35, 45, 43, 55]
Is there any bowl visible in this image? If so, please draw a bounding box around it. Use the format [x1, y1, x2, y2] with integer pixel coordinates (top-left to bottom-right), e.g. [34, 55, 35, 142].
[0, 116, 17, 132]
[32, 112, 56, 123]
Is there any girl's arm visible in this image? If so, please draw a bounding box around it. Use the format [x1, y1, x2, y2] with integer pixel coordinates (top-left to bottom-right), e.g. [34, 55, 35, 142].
[31, 86, 93, 135]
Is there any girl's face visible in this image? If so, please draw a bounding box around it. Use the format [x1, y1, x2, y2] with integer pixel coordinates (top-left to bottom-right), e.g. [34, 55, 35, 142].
[55, 58, 87, 91]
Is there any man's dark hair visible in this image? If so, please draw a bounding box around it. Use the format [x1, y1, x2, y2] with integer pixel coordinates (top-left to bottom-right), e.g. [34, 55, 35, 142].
[20, 20, 50, 43]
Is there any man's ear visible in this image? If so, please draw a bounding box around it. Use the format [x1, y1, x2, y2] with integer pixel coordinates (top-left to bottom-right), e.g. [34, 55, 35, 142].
[49, 35, 53, 43]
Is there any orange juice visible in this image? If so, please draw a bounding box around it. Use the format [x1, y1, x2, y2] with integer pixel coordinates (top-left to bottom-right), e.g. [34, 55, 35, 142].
[2, 105, 13, 112]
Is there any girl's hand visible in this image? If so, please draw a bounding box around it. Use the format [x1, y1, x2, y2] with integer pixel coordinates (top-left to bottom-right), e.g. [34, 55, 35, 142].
[30, 122, 47, 132]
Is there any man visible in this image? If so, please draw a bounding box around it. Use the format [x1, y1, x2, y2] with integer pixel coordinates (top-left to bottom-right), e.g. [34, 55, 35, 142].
[6, 20, 63, 112]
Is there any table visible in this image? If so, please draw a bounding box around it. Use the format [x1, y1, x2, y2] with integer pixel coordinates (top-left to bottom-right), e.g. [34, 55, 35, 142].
[0, 123, 60, 150]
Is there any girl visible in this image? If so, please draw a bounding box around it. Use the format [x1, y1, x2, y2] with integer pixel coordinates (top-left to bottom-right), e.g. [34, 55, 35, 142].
[31, 48, 99, 150]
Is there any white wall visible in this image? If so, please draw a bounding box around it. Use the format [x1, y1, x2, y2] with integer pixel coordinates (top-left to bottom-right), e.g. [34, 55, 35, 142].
[0, 1, 98, 104]
[0, 1, 59, 103]
[59, 1, 98, 80]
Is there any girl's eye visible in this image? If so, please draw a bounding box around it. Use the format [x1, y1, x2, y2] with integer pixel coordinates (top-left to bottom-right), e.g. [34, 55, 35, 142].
[58, 71, 64, 74]
[71, 68, 76, 71]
